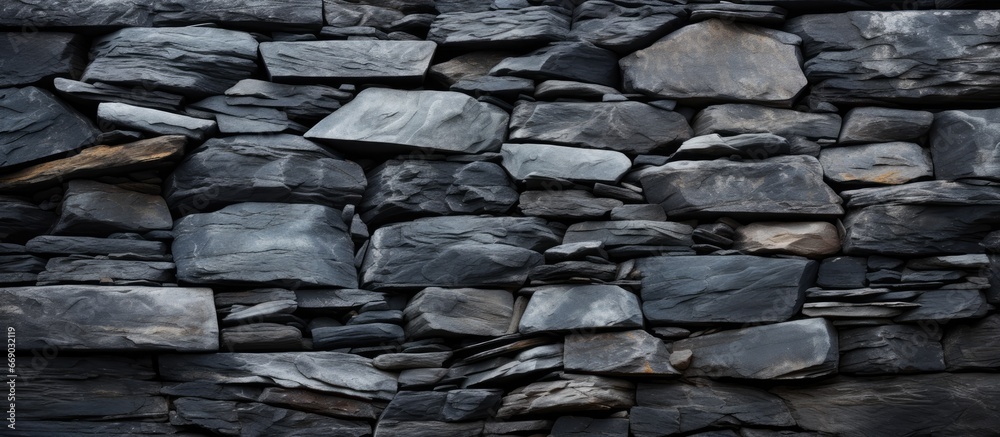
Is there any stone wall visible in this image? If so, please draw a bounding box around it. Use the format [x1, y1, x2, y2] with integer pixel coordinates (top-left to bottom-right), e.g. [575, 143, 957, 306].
[2, 1, 1000, 436]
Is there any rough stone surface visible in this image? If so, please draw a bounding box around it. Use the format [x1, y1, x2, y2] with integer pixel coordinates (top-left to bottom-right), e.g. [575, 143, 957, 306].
[518, 190, 622, 220]
[930, 108, 1000, 182]
[3, 285, 217, 351]
[260, 40, 435, 85]
[571, 1, 684, 54]
[563, 220, 693, 248]
[490, 41, 619, 88]
[52, 180, 172, 235]
[508, 101, 692, 154]
[0, 32, 86, 87]
[518, 284, 644, 334]
[0, 0, 156, 28]
[733, 221, 841, 257]
[152, 0, 323, 30]
[97, 102, 216, 141]
[500, 143, 631, 183]
[621, 19, 807, 106]
[943, 314, 1000, 370]
[172, 202, 357, 288]
[428, 7, 570, 49]
[693, 104, 842, 141]
[819, 142, 932, 186]
[0, 86, 99, 170]
[839, 324, 945, 374]
[306, 88, 508, 155]
[404, 287, 513, 339]
[496, 375, 634, 418]
[838, 107, 934, 144]
[0, 196, 57, 241]
[635, 255, 815, 325]
[842, 204, 1000, 256]
[669, 133, 792, 161]
[564, 330, 679, 377]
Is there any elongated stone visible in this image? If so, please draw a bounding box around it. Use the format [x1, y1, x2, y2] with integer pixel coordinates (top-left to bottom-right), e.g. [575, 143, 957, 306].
[428, 7, 570, 49]
[153, 0, 323, 30]
[0, 0, 155, 28]
[500, 143, 631, 183]
[819, 142, 932, 186]
[518, 284, 644, 334]
[693, 104, 842, 141]
[496, 375, 634, 418]
[97, 102, 216, 141]
[260, 40, 435, 85]
[843, 204, 1000, 256]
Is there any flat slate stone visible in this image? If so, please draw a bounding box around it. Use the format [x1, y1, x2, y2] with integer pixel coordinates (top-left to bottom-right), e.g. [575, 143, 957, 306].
[673, 318, 839, 379]
[0, 136, 185, 193]
[841, 180, 1000, 209]
[172, 202, 357, 288]
[495, 375, 634, 418]
[519, 190, 622, 220]
[0, 86, 99, 170]
[843, 204, 1000, 256]
[564, 329, 679, 377]
[171, 398, 370, 437]
[0, 32, 86, 87]
[839, 324, 945, 374]
[312, 323, 405, 349]
[0, 0, 156, 28]
[508, 101, 692, 154]
[428, 7, 570, 49]
[621, 19, 807, 106]
[25, 236, 166, 257]
[693, 104, 842, 141]
[819, 142, 932, 186]
[839, 107, 934, 144]
[185, 96, 293, 135]
[562, 220, 693, 248]
[404, 287, 513, 339]
[159, 352, 398, 401]
[36, 257, 175, 285]
[943, 314, 1000, 370]
[428, 51, 514, 86]
[669, 133, 792, 161]
[361, 216, 561, 289]
[490, 41, 619, 88]
[931, 108, 1000, 182]
[360, 159, 516, 226]
[786, 10, 1000, 105]
[450, 75, 535, 100]
[639, 155, 843, 219]
[97, 102, 216, 141]
[894, 290, 989, 322]
[260, 40, 435, 85]
[153, 0, 323, 30]
[733, 221, 841, 257]
[636, 255, 815, 325]
[816, 256, 868, 289]
[381, 389, 502, 422]
[306, 88, 508, 155]
[54, 77, 184, 112]
[688, 3, 786, 24]
[224, 79, 350, 121]
[631, 378, 795, 437]
[551, 416, 629, 437]
[571, 0, 684, 54]
[165, 134, 366, 215]
[772, 373, 1000, 437]
[0, 196, 56, 241]
[457, 343, 564, 388]
[500, 143, 631, 183]
[518, 284, 644, 334]
[2, 285, 217, 351]
[374, 420, 484, 437]
[81, 26, 259, 96]
[52, 180, 172, 236]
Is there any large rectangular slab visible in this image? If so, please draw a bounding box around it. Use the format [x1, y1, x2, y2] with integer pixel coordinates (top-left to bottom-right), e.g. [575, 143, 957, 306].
[2, 285, 218, 351]
[153, 0, 323, 30]
[0, 0, 155, 28]
[260, 40, 435, 85]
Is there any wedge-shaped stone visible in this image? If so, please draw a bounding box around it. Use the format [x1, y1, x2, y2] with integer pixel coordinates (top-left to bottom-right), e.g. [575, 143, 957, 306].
[564, 330, 679, 377]
[496, 375, 634, 418]
[2, 285, 217, 351]
[97, 102, 216, 141]
[81, 27, 259, 96]
[563, 220, 693, 248]
[428, 7, 569, 49]
[819, 142, 932, 186]
[172, 202, 356, 288]
[571, 1, 684, 54]
[404, 287, 513, 339]
[636, 255, 815, 325]
[843, 204, 1000, 256]
[508, 101, 691, 154]
[518, 284, 643, 334]
[361, 216, 561, 289]
[931, 108, 1000, 182]
[306, 88, 508, 155]
[773, 373, 1000, 437]
[165, 134, 365, 215]
[501, 143, 631, 183]
[787, 10, 1000, 105]
[693, 104, 842, 141]
[0, 32, 86, 87]
[0, 86, 99, 170]
[640, 155, 843, 219]
[52, 180, 172, 236]
[621, 19, 807, 106]
[839, 325, 945, 375]
[153, 0, 323, 30]
[0, 136, 185, 192]
[631, 379, 795, 437]
[312, 323, 404, 350]
[673, 318, 838, 379]
[260, 40, 435, 85]
[0, 0, 155, 28]
[159, 352, 397, 401]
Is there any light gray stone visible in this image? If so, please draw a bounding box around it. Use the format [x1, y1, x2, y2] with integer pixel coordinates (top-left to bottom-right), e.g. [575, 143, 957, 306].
[500, 143, 631, 183]
[819, 142, 932, 186]
[518, 284, 643, 334]
[97, 102, 216, 141]
[930, 108, 1000, 182]
[260, 40, 435, 84]
[839, 107, 934, 144]
[428, 7, 570, 49]
[496, 374, 634, 418]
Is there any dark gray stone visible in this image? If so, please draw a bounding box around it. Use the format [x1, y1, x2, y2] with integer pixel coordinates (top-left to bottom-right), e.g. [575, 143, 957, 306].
[428, 7, 570, 49]
[817, 256, 868, 289]
[0, 196, 56, 241]
[787, 10, 1000, 105]
[519, 190, 622, 219]
[360, 216, 561, 289]
[322, 0, 404, 30]
[639, 156, 843, 219]
[930, 108, 1000, 182]
[450, 75, 535, 100]
[610, 204, 666, 221]
[564, 329, 679, 377]
[0, 255, 45, 273]
[688, 3, 786, 24]
[544, 241, 607, 263]
[669, 133, 792, 161]
[165, 134, 366, 215]
[636, 255, 815, 325]
[256, 386, 383, 420]
[172, 202, 357, 288]
[221, 323, 303, 352]
[374, 420, 484, 437]
[571, 1, 684, 54]
[839, 107, 934, 144]
[97, 102, 216, 141]
[631, 378, 794, 437]
[404, 287, 513, 339]
[185, 96, 294, 134]
[312, 323, 404, 349]
[673, 318, 839, 379]
[306, 88, 508, 155]
[456, 343, 564, 388]
[260, 40, 435, 85]
[224, 79, 350, 121]
[551, 416, 629, 437]
[53, 180, 172, 236]
[0, 86, 99, 170]
[501, 143, 631, 183]
[839, 324, 945, 374]
[360, 159, 516, 226]
[842, 204, 1000, 256]
[82, 26, 259, 96]
[428, 51, 514, 86]
[495, 374, 634, 418]
[518, 284, 643, 334]
[18, 376, 166, 422]
[943, 314, 1000, 370]
[3, 285, 217, 351]
[0, 32, 86, 87]
[490, 41, 619, 88]
[25, 235, 162, 257]
[802, 301, 918, 319]
[380, 389, 502, 422]
[54, 78, 184, 112]
[295, 289, 388, 311]
[533, 80, 621, 100]
[894, 290, 989, 322]
[373, 351, 450, 370]
[563, 220, 693, 248]
[171, 398, 370, 437]
[153, 0, 323, 30]
[773, 373, 1000, 437]
[159, 351, 398, 401]
[529, 260, 617, 283]
[36, 257, 175, 285]
[0, 0, 155, 28]
[841, 180, 1000, 209]
[693, 104, 842, 142]
[509, 102, 691, 154]
[621, 19, 807, 106]
[907, 254, 989, 270]
[819, 142, 932, 186]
